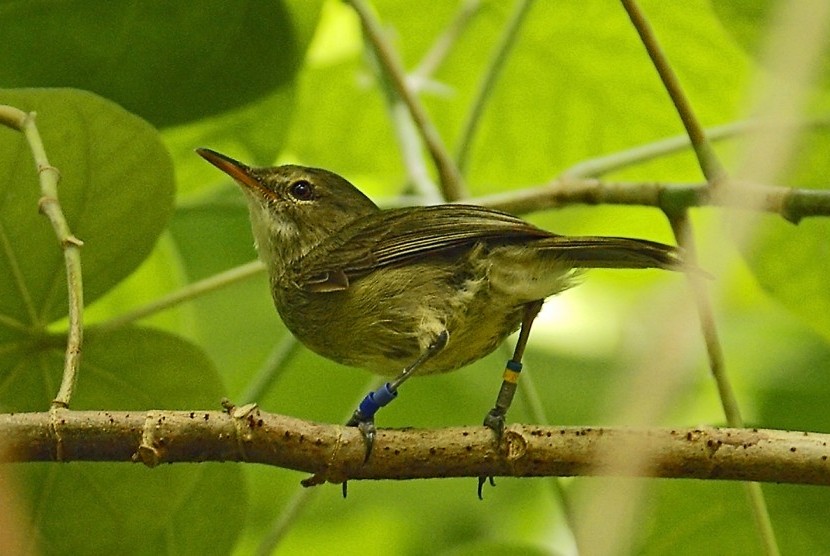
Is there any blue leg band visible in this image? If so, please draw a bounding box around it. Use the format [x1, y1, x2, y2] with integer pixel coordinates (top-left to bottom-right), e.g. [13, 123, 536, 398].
[357, 383, 398, 419]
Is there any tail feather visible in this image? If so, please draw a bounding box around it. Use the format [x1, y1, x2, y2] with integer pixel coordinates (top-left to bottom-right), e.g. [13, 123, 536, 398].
[537, 236, 684, 271]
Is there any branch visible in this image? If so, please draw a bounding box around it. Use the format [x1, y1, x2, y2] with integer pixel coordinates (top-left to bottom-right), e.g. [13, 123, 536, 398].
[667, 211, 742, 425]
[3, 409, 829, 487]
[469, 177, 830, 224]
[0, 105, 84, 409]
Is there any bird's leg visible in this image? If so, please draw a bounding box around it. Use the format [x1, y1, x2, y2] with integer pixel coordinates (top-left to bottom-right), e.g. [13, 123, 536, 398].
[482, 300, 543, 435]
[346, 330, 449, 462]
[479, 299, 543, 497]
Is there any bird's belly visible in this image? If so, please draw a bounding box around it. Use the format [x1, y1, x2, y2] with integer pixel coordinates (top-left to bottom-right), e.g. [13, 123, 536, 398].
[275, 264, 526, 377]
[299, 302, 523, 376]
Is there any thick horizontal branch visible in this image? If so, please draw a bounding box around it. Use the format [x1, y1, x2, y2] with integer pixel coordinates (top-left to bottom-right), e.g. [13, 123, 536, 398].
[1, 409, 828, 487]
[471, 178, 830, 224]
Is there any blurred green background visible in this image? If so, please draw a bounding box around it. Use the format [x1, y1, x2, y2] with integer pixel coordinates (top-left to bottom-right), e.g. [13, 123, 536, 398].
[1, 0, 829, 554]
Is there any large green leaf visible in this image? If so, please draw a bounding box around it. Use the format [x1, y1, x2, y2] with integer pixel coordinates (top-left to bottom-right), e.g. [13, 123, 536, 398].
[166, 193, 285, 389]
[4, 327, 246, 555]
[0, 1, 314, 127]
[711, 2, 830, 341]
[0, 88, 175, 332]
[161, 0, 324, 199]
[738, 131, 830, 341]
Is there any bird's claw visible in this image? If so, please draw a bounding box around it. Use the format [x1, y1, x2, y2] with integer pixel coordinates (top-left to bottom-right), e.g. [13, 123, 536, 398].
[346, 410, 376, 463]
[477, 408, 506, 499]
[482, 408, 506, 438]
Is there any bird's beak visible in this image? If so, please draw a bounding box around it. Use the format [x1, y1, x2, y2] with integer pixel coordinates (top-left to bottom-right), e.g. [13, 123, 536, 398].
[196, 148, 264, 195]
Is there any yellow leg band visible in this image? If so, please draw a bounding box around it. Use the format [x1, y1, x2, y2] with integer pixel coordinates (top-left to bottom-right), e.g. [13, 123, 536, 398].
[502, 368, 522, 384]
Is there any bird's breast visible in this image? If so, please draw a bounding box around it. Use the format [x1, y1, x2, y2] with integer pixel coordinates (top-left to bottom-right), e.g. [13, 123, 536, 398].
[271, 256, 526, 376]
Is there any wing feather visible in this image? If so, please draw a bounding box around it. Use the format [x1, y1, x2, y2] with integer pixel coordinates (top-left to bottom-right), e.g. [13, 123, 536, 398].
[295, 205, 552, 286]
[292, 204, 683, 290]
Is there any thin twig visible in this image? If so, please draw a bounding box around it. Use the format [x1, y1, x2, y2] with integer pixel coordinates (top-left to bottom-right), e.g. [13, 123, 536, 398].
[666, 213, 741, 424]
[519, 370, 582, 553]
[238, 334, 300, 404]
[667, 210, 780, 556]
[255, 487, 317, 556]
[456, 0, 535, 174]
[0, 105, 85, 409]
[622, 1, 779, 551]
[374, 50, 442, 203]
[562, 116, 830, 179]
[412, 0, 481, 81]
[348, 0, 467, 200]
[255, 375, 380, 554]
[90, 260, 265, 334]
[620, 0, 726, 182]
[386, 0, 481, 201]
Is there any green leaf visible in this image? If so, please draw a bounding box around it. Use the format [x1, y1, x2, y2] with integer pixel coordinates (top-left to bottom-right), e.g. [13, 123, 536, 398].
[19, 463, 245, 556]
[1, 326, 225, 413]
[638, 480, 763, 555]
[161, 0, 324, 199]
[164, 87, 298, 198]
[0, 1, 319, 127]
[166, 195, 286, 393]
[4, 327, 245, 555]
[712, 0, 830, 86]
[0, 88, 175, 329]
[738, 131, 830, 341]
[744, 217, 830, 341]
[284, 0, 749, 199]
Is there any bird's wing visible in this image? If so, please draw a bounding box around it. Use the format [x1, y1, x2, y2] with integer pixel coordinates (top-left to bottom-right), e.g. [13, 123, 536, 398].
[294, 204, 553, 291]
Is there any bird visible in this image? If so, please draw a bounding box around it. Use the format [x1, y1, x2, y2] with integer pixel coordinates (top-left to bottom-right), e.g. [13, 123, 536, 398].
[197, 147, 685, 490]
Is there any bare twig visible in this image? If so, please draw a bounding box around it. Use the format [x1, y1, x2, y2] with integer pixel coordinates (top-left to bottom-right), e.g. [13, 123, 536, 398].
[374, 53, 442, 203]
[621, 0, 725, 182]
[667, 212, 777, 553]
[90, 260, 265, 334]
[561, 116, 830, 179]
[238, 334, 300, 404]
[519, 369, 582, 552]
[412, 0, 481, 81]
[456, 0, 535, 173]
[667, 211, 742, 424]
[348, 0, 467, 200]
[383, 0, 481, 201]
[0, 105, 84, 409]
[621, 1, 782, 552]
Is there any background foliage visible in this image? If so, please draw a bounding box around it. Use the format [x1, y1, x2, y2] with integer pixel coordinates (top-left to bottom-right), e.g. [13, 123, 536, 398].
[1, 0, 829, 554]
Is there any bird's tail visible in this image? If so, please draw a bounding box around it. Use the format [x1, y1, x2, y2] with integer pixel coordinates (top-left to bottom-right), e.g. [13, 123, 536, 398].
[537, 236, 685, 271]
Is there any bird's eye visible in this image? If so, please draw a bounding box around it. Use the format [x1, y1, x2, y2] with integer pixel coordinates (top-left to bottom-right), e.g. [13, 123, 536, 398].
[288, 180, 314, 201]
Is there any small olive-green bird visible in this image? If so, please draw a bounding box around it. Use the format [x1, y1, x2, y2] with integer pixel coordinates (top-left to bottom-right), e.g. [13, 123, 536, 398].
[197, 148, 683, 461]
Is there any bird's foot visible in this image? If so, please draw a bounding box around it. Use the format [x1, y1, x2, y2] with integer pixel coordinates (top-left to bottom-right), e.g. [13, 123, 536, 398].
[345, 409, 377, 463]
[477, 407, 507, 499]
